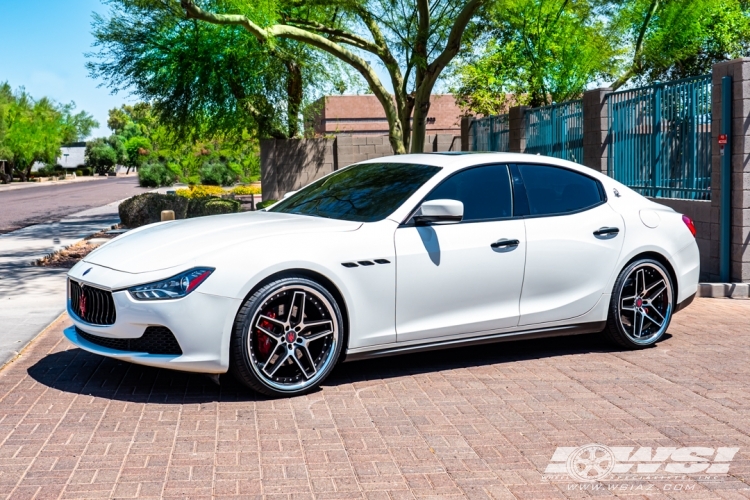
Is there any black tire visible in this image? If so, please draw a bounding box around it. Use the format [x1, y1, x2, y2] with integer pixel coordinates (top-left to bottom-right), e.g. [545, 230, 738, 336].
[604, 258, 674, 349]
[230, 275, 344, 397]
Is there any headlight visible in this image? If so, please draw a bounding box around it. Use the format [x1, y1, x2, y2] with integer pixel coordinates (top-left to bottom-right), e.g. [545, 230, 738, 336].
[128, 268, 214, 300]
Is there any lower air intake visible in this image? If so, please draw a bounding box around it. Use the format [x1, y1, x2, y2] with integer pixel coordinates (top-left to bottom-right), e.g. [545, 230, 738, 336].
[76, 326, 183, 355]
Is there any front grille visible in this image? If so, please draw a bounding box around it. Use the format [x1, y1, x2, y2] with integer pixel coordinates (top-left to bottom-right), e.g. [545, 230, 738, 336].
[69, 279, 116, 325]
[76, 326, 183, 355]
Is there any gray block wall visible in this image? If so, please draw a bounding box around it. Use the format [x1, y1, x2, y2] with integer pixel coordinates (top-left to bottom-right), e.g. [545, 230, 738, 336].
[648, 198, 715, 281]
[508, 106, 528, 153]
[260, 138, 335, 201]
[261, 133, 461, 199]
[582, 88, 611, 174]
[712, 58, 750, 282]
[335, 135, 394, 168]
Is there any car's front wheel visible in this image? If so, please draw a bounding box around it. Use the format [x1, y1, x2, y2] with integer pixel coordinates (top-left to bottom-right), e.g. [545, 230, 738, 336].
[230, 275, 344, 397]
[604, 258, 674, 349]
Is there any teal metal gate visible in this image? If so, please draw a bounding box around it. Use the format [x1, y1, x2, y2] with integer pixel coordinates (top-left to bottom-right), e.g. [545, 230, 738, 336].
[525, 100, 583, 162]
[469, 114, 509, 152]
[607, 75, 712, 200]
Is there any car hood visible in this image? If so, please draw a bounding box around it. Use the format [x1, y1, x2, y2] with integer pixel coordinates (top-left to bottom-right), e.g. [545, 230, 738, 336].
[84, 211, 362, 274]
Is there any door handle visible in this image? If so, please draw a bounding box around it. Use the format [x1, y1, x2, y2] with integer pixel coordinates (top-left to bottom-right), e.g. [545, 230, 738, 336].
[593, 227, 620, 237]
[490, 238, 520, 249]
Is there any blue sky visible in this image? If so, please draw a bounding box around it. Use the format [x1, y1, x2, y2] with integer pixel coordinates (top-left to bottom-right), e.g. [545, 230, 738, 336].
[0, 0, 134, 138]
[0, 0, 403, 140]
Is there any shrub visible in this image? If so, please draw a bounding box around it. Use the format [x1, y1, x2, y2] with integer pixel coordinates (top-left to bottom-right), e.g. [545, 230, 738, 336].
[75, 170, 83, 176]
[256, 199, 278, 210]
[36, 164, 56, 177]
[119, 193, 189, 228]
[80, 167, 92, 176]
[175, 185, 226, 199]
[185, 174, 201, 186]
[200, 162, 238, 186]
[187, 198, 241, 218]
[138, 162, 177, 187]
[119, 193, 241, 228]
[231, 185, 262, 195]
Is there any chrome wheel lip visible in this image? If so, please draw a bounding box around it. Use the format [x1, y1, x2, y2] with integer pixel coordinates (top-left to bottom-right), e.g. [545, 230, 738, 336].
[246, 284, 339, 393]
[617, 263, 672, 345]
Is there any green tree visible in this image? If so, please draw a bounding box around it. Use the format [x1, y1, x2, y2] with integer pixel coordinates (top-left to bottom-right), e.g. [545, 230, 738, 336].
[178, 0, 487, 153]
[612, 0, 750, 89]
[107, 103, 156, 139]
[0, 85, 97, 182]
[88, 2, 352, 141]
[450, 0, 619, 112]
[123, 136, 152, 174]
[0, 83, 13, 183]
[85, 137, 119, 174]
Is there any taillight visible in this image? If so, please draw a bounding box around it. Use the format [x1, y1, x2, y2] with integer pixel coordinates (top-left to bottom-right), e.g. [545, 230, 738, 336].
[682, 215, 696, 237]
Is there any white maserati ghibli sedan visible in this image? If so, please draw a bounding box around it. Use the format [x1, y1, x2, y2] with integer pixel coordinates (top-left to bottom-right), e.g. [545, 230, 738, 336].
[65, 153, 699, 397]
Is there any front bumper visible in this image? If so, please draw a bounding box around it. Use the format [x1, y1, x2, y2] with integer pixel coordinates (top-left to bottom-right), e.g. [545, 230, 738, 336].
[66, 284, 242, 374]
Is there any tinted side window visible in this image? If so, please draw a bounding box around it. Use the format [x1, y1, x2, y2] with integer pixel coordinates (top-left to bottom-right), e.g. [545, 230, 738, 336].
[424, 165, 512, 221]
[518, 164, 602, 216]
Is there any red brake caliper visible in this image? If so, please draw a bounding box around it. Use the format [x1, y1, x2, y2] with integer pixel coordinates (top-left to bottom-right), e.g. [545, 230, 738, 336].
[257, 311, 276, 358]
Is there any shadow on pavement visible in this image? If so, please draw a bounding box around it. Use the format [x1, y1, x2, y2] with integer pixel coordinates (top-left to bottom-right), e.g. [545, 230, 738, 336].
[0, 213, 119, 242]
[0, 264, 68, 296]
[27, 331, 668, 403]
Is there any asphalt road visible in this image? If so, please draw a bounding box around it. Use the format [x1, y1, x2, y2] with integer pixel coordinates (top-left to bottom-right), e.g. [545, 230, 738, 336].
[0, 176, 149, 233]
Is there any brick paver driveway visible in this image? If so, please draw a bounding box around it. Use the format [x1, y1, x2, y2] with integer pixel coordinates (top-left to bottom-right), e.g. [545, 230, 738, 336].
[0, 299, 749, 499]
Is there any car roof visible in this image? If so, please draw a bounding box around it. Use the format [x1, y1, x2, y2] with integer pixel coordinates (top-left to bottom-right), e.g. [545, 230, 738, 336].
[357, 152, 611, 183]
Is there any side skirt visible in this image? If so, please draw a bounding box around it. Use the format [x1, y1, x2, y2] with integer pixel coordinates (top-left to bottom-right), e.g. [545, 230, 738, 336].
[343, 321, 606, 363]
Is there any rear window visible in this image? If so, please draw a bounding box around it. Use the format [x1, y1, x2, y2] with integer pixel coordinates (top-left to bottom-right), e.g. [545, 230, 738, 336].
[518, 164, 603, 216]
[270, 162, 441, 222]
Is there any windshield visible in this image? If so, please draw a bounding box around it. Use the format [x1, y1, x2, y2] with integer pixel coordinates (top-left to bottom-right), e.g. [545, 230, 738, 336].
[269, 162, 441, 222]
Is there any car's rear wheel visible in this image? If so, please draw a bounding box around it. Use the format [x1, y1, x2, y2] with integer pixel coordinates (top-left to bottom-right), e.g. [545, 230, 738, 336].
[604, 258, 673, 349]
[230, 276, 344, 397]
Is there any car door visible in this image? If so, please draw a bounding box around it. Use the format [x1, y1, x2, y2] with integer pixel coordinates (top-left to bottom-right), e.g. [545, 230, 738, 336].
[515, 163, 624, 326]
[395, 164, 526, 342]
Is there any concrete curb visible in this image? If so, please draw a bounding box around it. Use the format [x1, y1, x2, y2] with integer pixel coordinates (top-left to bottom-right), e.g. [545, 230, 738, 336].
[697, 283, 750, 299]
[0, 312, 66, 372]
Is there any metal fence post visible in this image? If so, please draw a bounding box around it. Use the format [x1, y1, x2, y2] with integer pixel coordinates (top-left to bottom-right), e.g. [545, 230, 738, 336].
[689, 83, 697, 196]
[652, 86, 662, 198]
[720, 76, 732, 283]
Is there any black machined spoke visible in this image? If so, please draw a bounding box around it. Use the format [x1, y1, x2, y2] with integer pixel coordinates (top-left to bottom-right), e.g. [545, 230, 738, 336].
[288, 291, 306, 326]
[292, 347, 317, 379]
[636, 269, 646, 297]
[256, 316, 284, 340]
[644, 281, 666, 302]
[621, 294, 636, 311]
[304, 330, 333, 343]
[649, 304, 666, 323]
[633, 309, 645, 337]
[300, 320, 333, 341]
[641, 308, 664, 328]
[258, 314, 285, 330]
[263, 345, 290, 377]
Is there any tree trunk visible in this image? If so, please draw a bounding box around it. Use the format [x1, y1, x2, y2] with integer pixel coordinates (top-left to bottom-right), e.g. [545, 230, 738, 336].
[0, 162, 9, 184]
[23, 163, 34, 182]
[410, 98, 430, 153]
[286, 61, 303, 138]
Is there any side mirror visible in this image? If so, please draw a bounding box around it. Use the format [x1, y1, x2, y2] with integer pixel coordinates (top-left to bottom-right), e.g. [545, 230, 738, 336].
[282, 190, 297, 199]
[413, 199, 463, 225]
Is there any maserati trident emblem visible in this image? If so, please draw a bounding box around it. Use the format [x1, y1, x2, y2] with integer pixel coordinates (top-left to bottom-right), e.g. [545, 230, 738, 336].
[79, 290, 87, 317]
